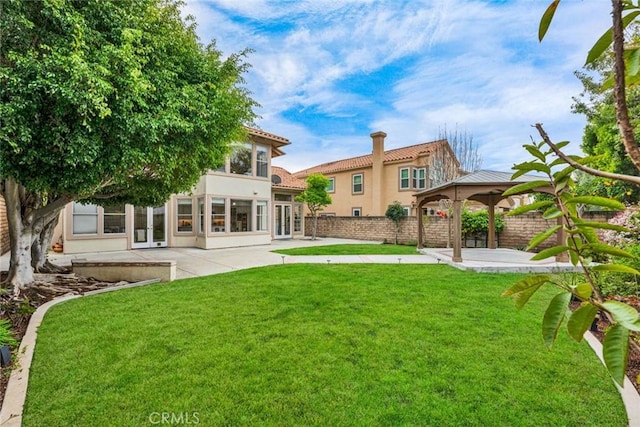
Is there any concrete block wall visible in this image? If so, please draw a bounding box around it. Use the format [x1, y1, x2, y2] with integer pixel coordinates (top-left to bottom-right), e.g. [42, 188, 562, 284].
[0, 196, 8, 255]
[307, 211, 619, 249]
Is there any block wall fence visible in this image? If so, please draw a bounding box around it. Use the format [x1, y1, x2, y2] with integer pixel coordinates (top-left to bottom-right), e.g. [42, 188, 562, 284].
[305, 211, 619, 249]
[0, 196, 8, 255]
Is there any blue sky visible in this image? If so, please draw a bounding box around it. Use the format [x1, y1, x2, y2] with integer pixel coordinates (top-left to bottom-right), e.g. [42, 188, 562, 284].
[183, 0, 612, 173]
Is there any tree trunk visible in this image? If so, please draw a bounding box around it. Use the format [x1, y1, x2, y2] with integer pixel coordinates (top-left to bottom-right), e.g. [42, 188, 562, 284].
[3, 178, 37, 293]
[312, 213, 318, 240]
[31, 214, 63, 273]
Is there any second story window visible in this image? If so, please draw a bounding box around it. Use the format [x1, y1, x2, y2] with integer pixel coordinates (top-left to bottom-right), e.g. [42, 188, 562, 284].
[352, 173, 363, 194]
[399, 168, 410, 190]
[230, 143, 252, 176]
[327, 177, 335, 193]
[413, 168, 426, 189]
[256, 145, 268, 177]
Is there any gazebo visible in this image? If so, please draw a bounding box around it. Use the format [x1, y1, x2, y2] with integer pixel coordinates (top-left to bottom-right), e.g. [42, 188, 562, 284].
[415, 170, 555, 262]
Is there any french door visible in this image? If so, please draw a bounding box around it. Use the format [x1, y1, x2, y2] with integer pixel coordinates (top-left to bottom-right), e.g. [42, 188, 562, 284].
[274, 204, 292, 239]
[131, 205, 168, 249]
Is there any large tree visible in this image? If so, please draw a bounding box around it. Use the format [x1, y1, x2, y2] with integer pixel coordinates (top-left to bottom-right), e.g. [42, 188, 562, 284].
[0, 0, 256, 292]
[571, 32, 640, 203]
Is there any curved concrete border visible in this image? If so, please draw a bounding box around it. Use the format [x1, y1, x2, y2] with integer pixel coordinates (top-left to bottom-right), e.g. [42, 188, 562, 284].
[0, 279, 161, 427]
[584, 332, 640, 427]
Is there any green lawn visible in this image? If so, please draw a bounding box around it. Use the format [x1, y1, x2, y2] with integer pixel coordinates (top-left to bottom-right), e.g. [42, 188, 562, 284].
[272, 243, 418, 255]
[23, 265, 626, 426]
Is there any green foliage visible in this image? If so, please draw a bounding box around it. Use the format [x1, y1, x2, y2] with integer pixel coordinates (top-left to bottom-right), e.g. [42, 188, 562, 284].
[461, 209, 504, 236]
[0, 319, 18, 348]
[295, 174, 332, 214]
[385, 201, 405, 245]
[0, 0, 256, 206]
[385, 201, 405, 224]
[504, 137, 640, 386]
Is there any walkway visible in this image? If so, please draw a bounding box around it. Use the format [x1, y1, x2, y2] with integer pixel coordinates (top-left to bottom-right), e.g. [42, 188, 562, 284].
[0, 239, 582, 278]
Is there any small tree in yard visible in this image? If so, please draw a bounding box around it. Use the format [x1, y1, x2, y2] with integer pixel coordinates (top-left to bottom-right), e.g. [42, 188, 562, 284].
[385, 201, 405, 245]
[296, 174, 332, 240]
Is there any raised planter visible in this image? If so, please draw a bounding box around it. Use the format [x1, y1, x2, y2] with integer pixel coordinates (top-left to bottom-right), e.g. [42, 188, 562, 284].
[71, 259, 176, 282]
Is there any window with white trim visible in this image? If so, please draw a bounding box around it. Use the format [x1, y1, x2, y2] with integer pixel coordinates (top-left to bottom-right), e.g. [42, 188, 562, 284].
[197, 198, 205, 234]
[72, 203, 98, 235]
[231, 199, 252, 232]
[230, 143, 253, 175]
[176, 198, 193, 232]
[103, 205, 126, 234]
[352, 208, 361, 217]
[256, 145, 269, 178]
[399, 168, 410, 189]
[256, 201, 268, 231]
[327, 177, 335, 193]
[413, 167, 426, 189]
[211, 198, 226, 233]
[294, 204, 303, 232]
[402, 207, 411, 216]
[352, 173, 363, 194]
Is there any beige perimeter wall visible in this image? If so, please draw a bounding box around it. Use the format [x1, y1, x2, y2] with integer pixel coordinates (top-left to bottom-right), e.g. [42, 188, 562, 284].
[0, 196, 8, 255]
[307, 211, 618, 249]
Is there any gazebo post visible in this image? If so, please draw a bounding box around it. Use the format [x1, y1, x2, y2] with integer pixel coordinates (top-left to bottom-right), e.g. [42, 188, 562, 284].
[487, 197, 496, 249]
[417, 201, 424, 249]
[452, 200, 462, 262]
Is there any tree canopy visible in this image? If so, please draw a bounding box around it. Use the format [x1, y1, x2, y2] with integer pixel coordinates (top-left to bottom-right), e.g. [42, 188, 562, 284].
[0, 0, 256, 289]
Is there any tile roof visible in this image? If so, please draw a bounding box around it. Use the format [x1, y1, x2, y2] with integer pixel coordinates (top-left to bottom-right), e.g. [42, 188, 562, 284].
[415, 170, 550, 196]
[246, 126, 290, 144]
[293, 139, 447, 177]
[271, 166, 306, 190]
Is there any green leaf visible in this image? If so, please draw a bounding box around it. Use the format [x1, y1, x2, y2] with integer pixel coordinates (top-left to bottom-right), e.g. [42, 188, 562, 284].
[502, 275, 550, 308]
[539, 0, 560, 41]
[567, 303, 599, 342]
[542, 292, 571, 349]
[552, 165, 574, 183]
[626, 47, 640, 77]
[586, 243, 635, 259]
[574, 283, 592, 299]
[602, 301, 640, 332]
[586, 11, 640, 65]
[592, 264, 640, 275]
[503, 180, 550, 196]
[512, 161, 550, 175]
[574, 221, 630, 233]
[507, 200, 554, 216]
[530, 245, 569, 261]
[564, 196, 625, 210]
[542, 206, 564, 220]
[569, 247, 579, 266]
[525, 145, 546, 162]
[527, 225, 562, 251]
[603, 324, 630, 386]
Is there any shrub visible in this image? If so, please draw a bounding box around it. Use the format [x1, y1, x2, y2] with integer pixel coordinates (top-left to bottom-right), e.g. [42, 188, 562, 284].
[461, 209, 504, 236]
[0, 319, 17, 348]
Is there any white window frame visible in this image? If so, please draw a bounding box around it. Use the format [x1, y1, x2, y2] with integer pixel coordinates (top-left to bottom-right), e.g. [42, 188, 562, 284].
[352, 208, 362, 217]
[327, 177, 335, 193]
[399, 167, 410, 190]
[413, 167, 426, 189]
[352, 173, 363, 194]
[256, 200, 268, 231]
[103, 204, 126, 234]
[176, 198, 194, 233]
[197, 197, 205, 235]
[72, 202, 99, 235]
[256, 145, 269, 178]
[210, 197, 226, 233]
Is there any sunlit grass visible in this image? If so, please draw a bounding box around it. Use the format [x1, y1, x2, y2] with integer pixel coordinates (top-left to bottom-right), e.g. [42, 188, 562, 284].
[23, 265, 626, 426]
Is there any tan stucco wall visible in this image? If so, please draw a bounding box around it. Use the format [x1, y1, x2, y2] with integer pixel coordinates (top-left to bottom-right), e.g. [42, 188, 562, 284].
[316, 157, 434, 217]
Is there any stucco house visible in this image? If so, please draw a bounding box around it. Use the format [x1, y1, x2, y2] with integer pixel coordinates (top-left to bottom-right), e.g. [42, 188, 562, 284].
[56, 127, 307, 254]
[293, 131, 458, 217]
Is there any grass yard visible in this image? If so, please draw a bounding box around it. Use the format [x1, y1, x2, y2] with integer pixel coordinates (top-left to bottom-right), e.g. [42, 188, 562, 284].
[272, 243, 418, 255]
[23, 265, 626, 426]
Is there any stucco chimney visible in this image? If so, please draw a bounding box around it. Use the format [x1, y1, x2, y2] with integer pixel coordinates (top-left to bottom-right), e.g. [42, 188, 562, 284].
[370, 131, 387, 215]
